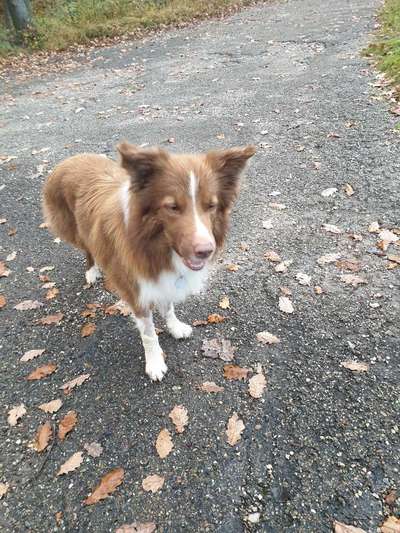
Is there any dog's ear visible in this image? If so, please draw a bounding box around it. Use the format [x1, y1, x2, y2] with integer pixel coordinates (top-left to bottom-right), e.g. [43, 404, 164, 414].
[117, 141, 170, 190]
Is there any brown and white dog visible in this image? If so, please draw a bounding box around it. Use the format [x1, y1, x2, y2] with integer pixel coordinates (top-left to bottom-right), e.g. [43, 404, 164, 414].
[43, 141, 255, 381]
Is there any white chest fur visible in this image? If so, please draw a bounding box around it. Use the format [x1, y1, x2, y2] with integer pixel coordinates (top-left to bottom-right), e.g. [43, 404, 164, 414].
[138, 253, 209, 309]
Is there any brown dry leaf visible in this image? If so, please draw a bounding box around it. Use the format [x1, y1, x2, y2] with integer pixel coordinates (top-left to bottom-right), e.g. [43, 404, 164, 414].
[280, 286, 292, 296]
[104, 300, 131, 316]
[34, 421, 52, 452]
[169, 405, 188, 434]
[387, 255, 400, 265]
[45, 287, 59, 300]
[207, 313, 226, 324]
[6, 251, 16, 262]
[8, 227, 17, 237]
[335, 259, 361, 272]
[199, 381, 224, 393]
[279, 296, 294, 314]
[84, 442, 103, 457]
[58, 410, 77, 441]
[340, 274, 367, 287]
[39, 274, 50, 282]
[192, 319, 208, 327]
[343, 183, 355, 197]
[37, 312, 64, 326]
[223, 364, 249, 381]
[226, 413, 245, 446]
[0, 482, 9, 499]
[317, 253, 341, 265]
[269, 202, 286, 210]
[333, 521, 367, 533]
[322, 223, 342, 234]
[155, 429, 173, 459]
[385, 490, 397, 506]
[274, 260, 292, 273]
[248, 373, 267, 399]
[39, 265, 54, 273]
[314, 286, 324, 295]
[226, 263, 239, 272]
[57, 451, 83, 476]
[60, 373, 90, 394]
[7, 404, 26, 426]
[340, 361, 369, 372]
[55, 511, 63, 526]
[381, 516, 400, 533]
[14, 300, 43, 311]
[256, 331, 280, 344]
[27, 363, 57, 381]
[379, 229, 399, 244]
[219, 296, 230, 309]
[20, 349, 45, 362]
[264, 250, 281, 262]
[0, 261, 10, 278]
[116, 523, 156, 533]
[0, 295, 6, 309]
[84, 467, 124, 505]
[81, 323, 96, 338]
[39, 398, 63, 413]
[201, 338, 236, 362]
[368, 221, 380, 233]
[142, 474, 165, 493]
[296, 273, 311, 286]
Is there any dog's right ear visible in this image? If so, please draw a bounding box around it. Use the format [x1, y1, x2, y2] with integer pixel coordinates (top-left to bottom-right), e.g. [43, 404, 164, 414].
[117, 141, 169, 191]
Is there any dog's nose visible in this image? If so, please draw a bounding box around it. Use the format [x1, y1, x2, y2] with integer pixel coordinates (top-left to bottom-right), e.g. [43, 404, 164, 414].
[194, 243, 214, 259]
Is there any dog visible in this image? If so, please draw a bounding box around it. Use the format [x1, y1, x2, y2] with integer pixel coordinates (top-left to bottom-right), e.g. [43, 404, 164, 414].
[43, 141, 255, 381]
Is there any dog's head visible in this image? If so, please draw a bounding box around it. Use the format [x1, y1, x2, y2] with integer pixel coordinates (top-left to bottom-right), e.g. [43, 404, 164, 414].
[117, 141, 255, 271]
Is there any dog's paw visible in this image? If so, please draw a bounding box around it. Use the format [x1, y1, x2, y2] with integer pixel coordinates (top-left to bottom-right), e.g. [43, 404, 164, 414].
[168, 320, 193, 339]
[145, 353, 168, 382]
[85, 265, 102, 285]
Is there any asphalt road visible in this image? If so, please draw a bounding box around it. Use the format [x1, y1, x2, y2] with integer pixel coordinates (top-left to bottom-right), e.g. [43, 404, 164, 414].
[1, 0, 400, 531]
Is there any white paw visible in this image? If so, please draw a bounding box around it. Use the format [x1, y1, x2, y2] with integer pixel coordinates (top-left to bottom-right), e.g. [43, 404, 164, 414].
[168, 320, 193, 339]
[145, 353, 168, 381]
[85, 264, 101, 285]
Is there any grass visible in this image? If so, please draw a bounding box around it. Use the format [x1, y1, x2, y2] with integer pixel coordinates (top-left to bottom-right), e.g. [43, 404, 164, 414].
[365, 0, 400, 86]
[0, 0, 256, 57]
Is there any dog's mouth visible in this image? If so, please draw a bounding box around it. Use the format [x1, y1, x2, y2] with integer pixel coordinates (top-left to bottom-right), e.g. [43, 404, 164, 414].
[183, 258, 207, 271]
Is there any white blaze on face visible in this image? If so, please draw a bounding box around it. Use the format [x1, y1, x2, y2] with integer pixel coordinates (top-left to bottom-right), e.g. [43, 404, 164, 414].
[188, 171, 215, 245]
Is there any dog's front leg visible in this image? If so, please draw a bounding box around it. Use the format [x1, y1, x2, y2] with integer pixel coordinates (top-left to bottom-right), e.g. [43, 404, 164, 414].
[159, 303, 193, 340]
[134, 311, 167, 381]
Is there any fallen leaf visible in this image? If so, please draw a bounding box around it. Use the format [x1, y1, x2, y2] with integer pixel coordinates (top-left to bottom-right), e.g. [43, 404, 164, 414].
[381, 516, 400, 533]
[116, 523, 156, 533]
[58, 410, 77, 441]
[379, 229, 399, 244]
[333, 521, 367, 533]
[269, 202, 286, 210]
[39, 274, 50, 282]
[37, 312, 64, 325]
[81, 323, 96, 337]
[7, 404, 26, 426]
[84, 467, 124, 505]
[39, 398, 62, 413]
[42, 282, 55, 289]
[387, 255, 400, 265]
[223, 364, 249, 381]
[60, 373, 90, 394]
[313, 161, 322, 170]
[274, 259, 292, 273]
[226, 413, 245, 446]
[262, 219, 273, 229]
[385, 490, 397, 506]
[256, 331, 280, 344]
[207, 313, 226, 324]
[155, 429, 173, 459]
[20, 349, 45, 362]
[57, 451, 83, 476]
[0, 295, 6, 308]
[8, 227, 17, 237]
[34, 421, 52, 452]
[199, 381, 224, 393]
[169, 405, 188, 434]
[226, 263, 239, 272]
[322, 223, 342, 234]
[201, 338, 236, 361]
[39, 265, 54, 272]
[248, 373, 267, 398]
[27, 363, 57, 381]
[192, 319, 208, 327]
[321, 187, 337, 197]
[343, 183, 355, 197]
[295, 273, 311, 286]
[45, 287, 59, 300]
[55, 511, 62, 526]
[6, 251, 16, 261]
[142, 474, 165, 493]
[0, 482, 9, 499]
[318, 253, 341, 265]
[335, 259, 361, 272]
[14, 300, 43, 311]
[280, 286, 292, 296]
[314, 286, 324, 294]
[219, 296, 230, 309]
[340, 274, 367, 287]
[368, 221, 380, 233]
[264, 250, 281, 262]
[0, 262, 10, 277]
[84, 442, 103, 457]
[104, 300, 131, 316]
[0, 218, 6, 224]
[340, 361, 369, 372]
[279, 296, 294, 314]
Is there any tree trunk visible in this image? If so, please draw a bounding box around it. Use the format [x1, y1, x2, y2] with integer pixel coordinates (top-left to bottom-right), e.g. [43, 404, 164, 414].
[5, 0, 32, 32]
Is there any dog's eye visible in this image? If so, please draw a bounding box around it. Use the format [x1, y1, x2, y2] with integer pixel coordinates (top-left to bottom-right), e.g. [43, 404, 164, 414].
[207, 202, 217, 211]
[165, 203, 179, 212]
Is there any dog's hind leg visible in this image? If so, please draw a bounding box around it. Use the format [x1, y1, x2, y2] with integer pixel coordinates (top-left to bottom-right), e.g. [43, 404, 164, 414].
[84, 251, 102, 285]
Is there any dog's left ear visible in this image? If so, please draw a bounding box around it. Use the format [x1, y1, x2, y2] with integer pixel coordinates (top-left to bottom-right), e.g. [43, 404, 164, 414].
[117, 141, 170, 190]
[206, 145, 256, 192]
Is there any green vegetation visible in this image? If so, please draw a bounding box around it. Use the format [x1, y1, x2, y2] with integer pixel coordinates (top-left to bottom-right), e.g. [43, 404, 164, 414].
[0, 0, 255, 57]
[365, 0, 400, 86]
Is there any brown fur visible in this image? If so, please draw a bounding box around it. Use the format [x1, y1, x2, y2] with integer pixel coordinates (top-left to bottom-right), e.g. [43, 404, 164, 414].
[43, 142, 255, 317]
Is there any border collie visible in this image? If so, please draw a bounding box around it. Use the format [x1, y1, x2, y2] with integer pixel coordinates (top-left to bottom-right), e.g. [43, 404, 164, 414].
[43, 141, 255, 381]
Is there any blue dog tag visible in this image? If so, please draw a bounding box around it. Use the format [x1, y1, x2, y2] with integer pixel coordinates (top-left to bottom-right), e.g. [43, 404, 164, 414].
[175, 275, 186, 290]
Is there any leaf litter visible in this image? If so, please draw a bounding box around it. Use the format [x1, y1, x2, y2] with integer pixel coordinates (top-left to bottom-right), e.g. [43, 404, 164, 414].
[26, 363, 57, 381]
[333, 521, 366, 533]
[155, 429, 173, 459]
[0, 483, 9, 499]
[142, 474, 165, 493]
[37, 312, 64, 326]
[248, 372, 267, 399]
[223, 364, 250, 381]
[57, 451, 83, 476]
[81, 323, 96, 337]
[219, 296, 230, 309]
[279, 296, 294, 314]
[340, 361, 369, 372]
[169, 405, 188, 434]
[256, 331, 280, 344]
[14, 300, 43, 311]
[84, 467, 124, 505]
[60, 373, 90, 394]
[39, 398, 62, 413]
[202, 338, 236, 361]
[20, 349, 45, 362]
[226, 413, 245, 446]
[33, 421, 52, 452]
[7, 404, 27, 426]
[84, 442, 103, 457]
[116, 523, 156, 533]
[199, 382, 224, 393]
[58, 410, 77, 440]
